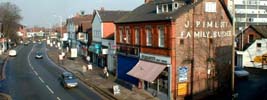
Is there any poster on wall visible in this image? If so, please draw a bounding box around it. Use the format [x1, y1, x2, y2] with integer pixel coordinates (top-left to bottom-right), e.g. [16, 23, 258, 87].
[177, 83, 188, 96]
[178, 66, 188, 82]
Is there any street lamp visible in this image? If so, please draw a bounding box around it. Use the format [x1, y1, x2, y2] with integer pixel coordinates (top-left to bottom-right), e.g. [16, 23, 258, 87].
[239, 27, 243, 50]
[53, 15, 64, 51]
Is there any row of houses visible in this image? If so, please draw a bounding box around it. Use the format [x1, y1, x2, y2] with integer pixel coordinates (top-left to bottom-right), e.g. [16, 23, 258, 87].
[62, 0, 234, 100]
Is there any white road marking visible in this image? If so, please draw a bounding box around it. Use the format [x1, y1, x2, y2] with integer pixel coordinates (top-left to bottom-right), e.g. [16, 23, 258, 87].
[38, 76, 44, 83]
[57, 97, 61, 100]
[28, 44, 62, 99]
[46, 85, 54, 94]
[33, 71, 38, 76]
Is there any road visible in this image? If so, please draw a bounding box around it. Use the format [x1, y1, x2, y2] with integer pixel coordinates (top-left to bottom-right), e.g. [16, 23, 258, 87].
[235, 68, 267, 100]
[2, 43, 103, 100]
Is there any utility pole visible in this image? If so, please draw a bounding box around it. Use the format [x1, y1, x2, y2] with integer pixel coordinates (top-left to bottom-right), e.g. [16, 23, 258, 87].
[232, 0, 237, 99]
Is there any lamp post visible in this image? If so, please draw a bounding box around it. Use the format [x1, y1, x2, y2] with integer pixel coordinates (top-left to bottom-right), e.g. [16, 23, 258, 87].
[232, 0, 237, 99]
[239, 27, 243, 50]
[53, 15, 63, 51]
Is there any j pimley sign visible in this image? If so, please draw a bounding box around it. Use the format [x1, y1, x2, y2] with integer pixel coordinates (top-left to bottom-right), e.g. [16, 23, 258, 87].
[179, 20, 232, 39]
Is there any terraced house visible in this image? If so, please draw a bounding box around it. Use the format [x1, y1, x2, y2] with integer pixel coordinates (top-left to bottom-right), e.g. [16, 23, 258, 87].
[115, 0, 233, 99]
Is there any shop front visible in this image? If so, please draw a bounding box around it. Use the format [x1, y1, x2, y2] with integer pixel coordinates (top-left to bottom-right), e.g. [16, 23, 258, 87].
[127, 53, 171, 100]
[88, 43, 102, 67]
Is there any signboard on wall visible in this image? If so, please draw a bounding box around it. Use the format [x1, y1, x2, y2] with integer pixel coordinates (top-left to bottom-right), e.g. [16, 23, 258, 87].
[178, 66, 188, 82]
[177, 83, 188, 96]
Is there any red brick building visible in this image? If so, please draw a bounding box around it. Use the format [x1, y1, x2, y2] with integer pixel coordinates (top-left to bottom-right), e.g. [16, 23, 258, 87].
[115, 0, 233, 99]
[236, 25, 267, 51]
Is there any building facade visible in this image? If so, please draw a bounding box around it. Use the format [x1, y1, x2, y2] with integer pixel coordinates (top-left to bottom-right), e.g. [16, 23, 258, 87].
[90, 10, 129, 70]
[116, 0, 233, 99]
[227, 0, 267, 29]
[66, 13, 93, 58]
[236, 25, 267, 68]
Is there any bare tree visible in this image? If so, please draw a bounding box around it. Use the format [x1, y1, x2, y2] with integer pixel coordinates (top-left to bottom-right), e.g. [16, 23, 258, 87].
[0, 2, 22, 42]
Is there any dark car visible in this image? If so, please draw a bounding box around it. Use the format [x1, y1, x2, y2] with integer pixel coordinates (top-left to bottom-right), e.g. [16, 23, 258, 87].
[60, 71, 78, 88]
[35, 51, 43, 59]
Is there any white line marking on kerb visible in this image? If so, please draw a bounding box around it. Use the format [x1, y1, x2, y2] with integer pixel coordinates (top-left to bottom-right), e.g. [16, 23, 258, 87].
[57, 97, 61, 100]
[46, 85, 54, 94]
[38, 77, 44, 83]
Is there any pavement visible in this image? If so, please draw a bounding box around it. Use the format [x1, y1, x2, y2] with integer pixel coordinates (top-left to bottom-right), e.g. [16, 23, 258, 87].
[46, 46, 159, 100]
[0, 51, 12, 100]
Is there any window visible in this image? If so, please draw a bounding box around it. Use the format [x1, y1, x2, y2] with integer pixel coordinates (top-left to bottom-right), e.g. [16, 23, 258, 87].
[180, 39, 184, 45]
[209, 38, 213, 44]
[248, 35, 254, 43]
[126, 27, 131, 44]
[119, 28, 123, 43]
[257, 43, 262, 48]
[174, 3, 179, 9]
[205, 2, 216, 12]
[168, 4, 173, 12]
[158, 26, 165, 47]
[162, 4, 168, 12]
[146, 27, 152, 46]
[135, 28, 140, 45]
[157, 5, 162, 13]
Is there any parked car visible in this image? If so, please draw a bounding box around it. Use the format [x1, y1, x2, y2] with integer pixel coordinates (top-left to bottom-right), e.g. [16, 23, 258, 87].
[9, 50, 17, 57]
[60, 71, 78, 88]
[35, 51, 43, 59]
[234, 66, 249, 79]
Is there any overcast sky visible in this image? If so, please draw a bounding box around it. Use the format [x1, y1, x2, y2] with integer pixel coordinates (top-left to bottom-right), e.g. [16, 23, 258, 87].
[0, 0, 143, 28]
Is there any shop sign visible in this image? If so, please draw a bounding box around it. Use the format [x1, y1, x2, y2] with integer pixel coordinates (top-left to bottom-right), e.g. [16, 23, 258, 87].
[140, 53, 170, 64]
[102, 49, 108, 54]
[178, 66, 188, 82]
[177, 83, 188, 96]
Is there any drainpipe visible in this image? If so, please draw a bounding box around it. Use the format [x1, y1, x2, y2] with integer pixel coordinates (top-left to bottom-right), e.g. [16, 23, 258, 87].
[167, 64, 172, 100]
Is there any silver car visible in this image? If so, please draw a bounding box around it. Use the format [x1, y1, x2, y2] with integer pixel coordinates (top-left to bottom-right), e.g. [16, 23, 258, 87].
[234, 66, 249, 79]
[60, 71, 78, 88]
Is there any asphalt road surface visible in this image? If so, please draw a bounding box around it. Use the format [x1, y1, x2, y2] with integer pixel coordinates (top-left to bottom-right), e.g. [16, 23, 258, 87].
[2, 43, 103, 100]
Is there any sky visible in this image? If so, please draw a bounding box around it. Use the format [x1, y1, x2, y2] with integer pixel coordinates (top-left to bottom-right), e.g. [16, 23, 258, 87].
[0, 0, 143, 28]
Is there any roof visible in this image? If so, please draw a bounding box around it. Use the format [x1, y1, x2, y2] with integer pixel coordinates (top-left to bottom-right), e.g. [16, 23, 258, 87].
[116, 0, 232, 24]
[96, 10, 130, 22]
[67, 14, 93, 26]
[115, 1, 198, 23]
[67, 14, 93, 33]
[250, 25, 267, 38]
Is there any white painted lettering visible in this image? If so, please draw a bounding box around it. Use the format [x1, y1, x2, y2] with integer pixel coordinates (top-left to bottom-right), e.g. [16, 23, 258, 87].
[207, 21, 213, 28]
[185, 21, 190, 28]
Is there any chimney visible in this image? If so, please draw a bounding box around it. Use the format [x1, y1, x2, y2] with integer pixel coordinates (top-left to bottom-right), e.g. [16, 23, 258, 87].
[145, 0, 153, 3]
